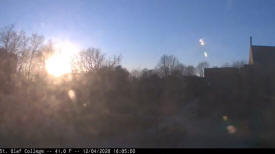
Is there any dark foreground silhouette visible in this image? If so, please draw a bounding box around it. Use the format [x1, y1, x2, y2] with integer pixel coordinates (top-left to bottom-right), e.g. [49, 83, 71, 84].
[0, 25, 274, 147]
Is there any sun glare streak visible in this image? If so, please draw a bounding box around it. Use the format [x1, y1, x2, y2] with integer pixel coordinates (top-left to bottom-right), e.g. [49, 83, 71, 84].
[46, 40, 79, 77]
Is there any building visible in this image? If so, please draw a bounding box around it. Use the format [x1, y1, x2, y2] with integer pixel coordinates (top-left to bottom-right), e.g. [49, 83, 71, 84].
[204, 37, 275, 90]
[249, 37, 275, 68]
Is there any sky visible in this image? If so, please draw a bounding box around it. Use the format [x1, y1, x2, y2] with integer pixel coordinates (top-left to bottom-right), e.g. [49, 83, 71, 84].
[1, 0, 275, 70]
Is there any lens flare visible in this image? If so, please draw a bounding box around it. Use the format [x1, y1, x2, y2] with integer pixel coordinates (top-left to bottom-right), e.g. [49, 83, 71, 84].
[227, 125, 237, 134]
[199, 38, 205, 46]
[223, 115, 228, 121]
[204, 51, 208, 57]
[199, 38, 208, 58]
[68, 89, 76, 101]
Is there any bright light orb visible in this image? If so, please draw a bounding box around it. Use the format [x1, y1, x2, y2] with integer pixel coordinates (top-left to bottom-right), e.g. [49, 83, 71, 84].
[199, 38, 205, 46]
[68, 89, 76, 101]
[204, 51, 208, 57]
[46, 41, 79, 77]
[227, 125, 237, 134]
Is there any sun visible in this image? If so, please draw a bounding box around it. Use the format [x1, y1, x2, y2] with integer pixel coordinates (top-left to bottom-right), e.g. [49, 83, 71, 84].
[46, 53, 71, 77]
[46, 40, 79, 77]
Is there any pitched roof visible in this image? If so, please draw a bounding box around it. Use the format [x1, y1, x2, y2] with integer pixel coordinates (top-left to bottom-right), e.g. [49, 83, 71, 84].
[250, 45, 275, 66]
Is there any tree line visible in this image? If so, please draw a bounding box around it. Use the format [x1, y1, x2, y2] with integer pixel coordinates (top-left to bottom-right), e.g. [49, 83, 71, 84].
[1, 25, 262, 147]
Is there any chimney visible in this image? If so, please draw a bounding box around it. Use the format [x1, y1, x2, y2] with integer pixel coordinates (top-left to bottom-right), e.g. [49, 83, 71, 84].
[250, 36, 252, 46]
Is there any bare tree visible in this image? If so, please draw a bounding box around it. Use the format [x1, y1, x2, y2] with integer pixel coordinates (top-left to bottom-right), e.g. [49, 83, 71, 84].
[106, 55, 121, 68]
[196, 61, 209, 77]
[0, 25, 46, 79]
[17, 32, 30, 73]
[0, 25, 29, 75]
[77, 48, 106, 72]
[0, 25, 26, 54]
[157, 54, 180, 77]
[75, 48, 121, 72]
[27, 34, 44, 79]
[171, 63, 187, 76]
[184, 65, 196, 76]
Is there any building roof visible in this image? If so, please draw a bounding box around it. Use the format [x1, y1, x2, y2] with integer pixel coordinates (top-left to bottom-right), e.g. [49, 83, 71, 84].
[250, 45, 275, 66]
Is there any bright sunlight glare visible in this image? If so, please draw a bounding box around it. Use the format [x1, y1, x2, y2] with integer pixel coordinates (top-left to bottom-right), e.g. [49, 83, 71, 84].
[46, 40, 79, 77]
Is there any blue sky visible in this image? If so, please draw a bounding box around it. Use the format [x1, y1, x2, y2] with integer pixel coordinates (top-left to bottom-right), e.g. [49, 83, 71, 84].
[1, 0, 275, 70]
